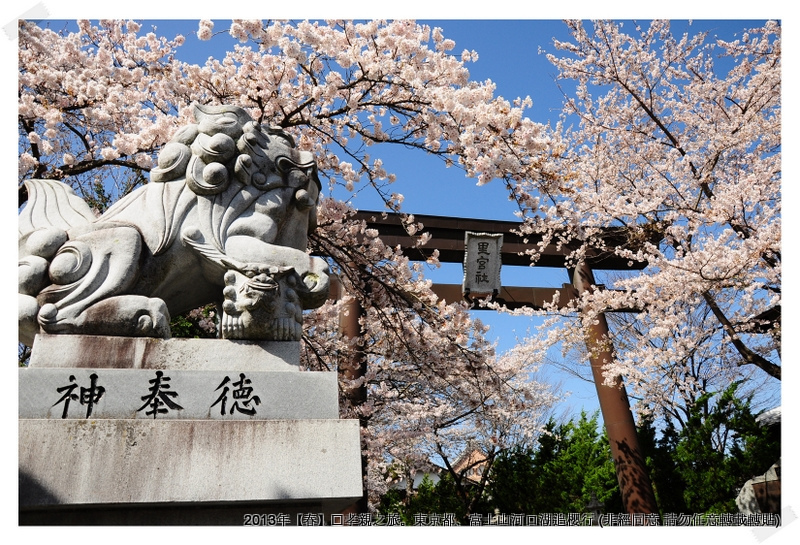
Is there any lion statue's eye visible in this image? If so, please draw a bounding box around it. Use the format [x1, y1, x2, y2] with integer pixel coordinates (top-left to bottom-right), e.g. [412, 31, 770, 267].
[275, 156, 293, 174]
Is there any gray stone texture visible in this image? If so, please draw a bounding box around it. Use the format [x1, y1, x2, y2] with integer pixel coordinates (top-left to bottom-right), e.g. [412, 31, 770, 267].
[19, 367, 339, 420]
[19, 333, 364, 524]
[28, 333, 301, 371]
[20, 419, 362, 507]
[736, 460, 781, 514]
[19, 104, 330, 344]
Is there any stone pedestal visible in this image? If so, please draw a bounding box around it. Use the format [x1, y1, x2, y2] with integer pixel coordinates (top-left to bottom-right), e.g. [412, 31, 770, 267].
[19, 334, 363, 525]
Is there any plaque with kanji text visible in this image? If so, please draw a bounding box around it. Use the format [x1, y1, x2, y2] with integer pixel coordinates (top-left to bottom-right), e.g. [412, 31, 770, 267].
[462, 232, 503, 295]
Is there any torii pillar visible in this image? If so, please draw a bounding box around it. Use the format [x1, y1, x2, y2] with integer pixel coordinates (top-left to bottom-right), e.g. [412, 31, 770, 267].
[330, 275, 369, 515]
[572, 262, 658, 515]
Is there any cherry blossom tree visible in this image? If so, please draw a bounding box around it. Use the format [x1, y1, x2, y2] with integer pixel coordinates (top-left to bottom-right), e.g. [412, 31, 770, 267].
[19, 19, 554, 211]
[301, 200, 558, 506]
[17, 18, 560, 508]
[21, 17, 779, 511]
[503, 20, 781, 416]
[18, 20, 189, 208]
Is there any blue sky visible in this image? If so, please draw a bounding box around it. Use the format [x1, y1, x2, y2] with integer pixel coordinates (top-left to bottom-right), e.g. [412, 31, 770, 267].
[3, 5, 786, 420]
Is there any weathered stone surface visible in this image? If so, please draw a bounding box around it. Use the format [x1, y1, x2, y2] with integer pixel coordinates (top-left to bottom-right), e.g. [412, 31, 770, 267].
[19, 330, 362, 524]
[20, 367, 339, 420]
[19, 419, 363, 507]
[19, 104, 330, 345]
[736, 460, 781, 514]
[28, 333, 301, 371]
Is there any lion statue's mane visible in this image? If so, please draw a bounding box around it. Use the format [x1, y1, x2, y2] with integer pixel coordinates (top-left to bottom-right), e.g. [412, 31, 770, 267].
[19, 104, 330, 345]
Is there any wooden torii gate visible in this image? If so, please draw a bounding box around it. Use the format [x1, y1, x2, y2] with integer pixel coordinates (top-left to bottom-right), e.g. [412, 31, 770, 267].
[331, 210, 659, 516]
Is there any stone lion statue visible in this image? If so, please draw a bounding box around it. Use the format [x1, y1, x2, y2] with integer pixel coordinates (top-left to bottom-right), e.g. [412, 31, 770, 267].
[19, 104, 330, 346]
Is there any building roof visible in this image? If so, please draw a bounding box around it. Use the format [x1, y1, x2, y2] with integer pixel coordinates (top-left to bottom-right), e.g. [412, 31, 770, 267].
[756, 407, 781, 427]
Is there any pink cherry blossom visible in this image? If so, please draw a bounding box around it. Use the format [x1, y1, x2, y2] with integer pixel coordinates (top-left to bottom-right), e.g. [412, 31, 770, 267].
[506, 20, 780, 419]
[18, 19, 561, 508]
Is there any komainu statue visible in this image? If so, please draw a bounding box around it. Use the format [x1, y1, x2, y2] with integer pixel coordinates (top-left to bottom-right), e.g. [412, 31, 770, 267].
[19, 104, 330, 346]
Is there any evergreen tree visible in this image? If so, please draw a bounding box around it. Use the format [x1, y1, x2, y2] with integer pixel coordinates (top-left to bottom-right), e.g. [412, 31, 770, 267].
[380, 391, 779, 522]
[640, 383, 780, 515]
[377, 473, 490, 525]
[638, 415, 685, 514]
[673, 384, 779, 513]
[487, 444, 540, 514]
[488, 412, 622, 515]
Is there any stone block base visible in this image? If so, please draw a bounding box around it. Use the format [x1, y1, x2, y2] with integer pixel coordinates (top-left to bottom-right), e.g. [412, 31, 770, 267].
[20, 418, 363, 524]
[29, 333, 301, 371]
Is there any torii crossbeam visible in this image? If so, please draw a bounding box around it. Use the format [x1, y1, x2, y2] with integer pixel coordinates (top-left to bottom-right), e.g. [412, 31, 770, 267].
[328, 210, 659, 516]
